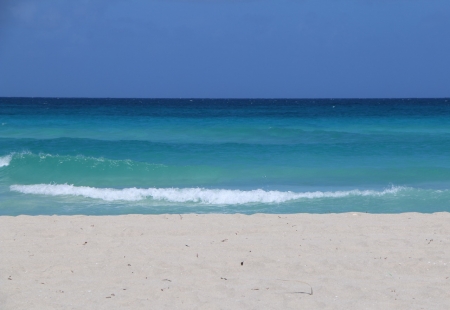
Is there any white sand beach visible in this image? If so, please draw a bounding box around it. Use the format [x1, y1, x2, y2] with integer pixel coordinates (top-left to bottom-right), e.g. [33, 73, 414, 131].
[1, 213, 449, 309]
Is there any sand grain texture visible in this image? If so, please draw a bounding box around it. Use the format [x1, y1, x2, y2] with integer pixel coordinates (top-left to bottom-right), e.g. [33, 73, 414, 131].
[1, 213, 449, 309]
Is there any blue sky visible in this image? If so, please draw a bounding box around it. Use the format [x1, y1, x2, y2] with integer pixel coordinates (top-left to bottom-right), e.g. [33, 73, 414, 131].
[0, 0, 449, 98]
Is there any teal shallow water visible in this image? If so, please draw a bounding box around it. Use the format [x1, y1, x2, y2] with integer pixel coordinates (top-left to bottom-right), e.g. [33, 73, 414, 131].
[1, 98, 449, 215]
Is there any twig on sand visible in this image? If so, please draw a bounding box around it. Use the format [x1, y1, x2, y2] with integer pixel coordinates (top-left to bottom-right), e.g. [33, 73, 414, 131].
[277, 279, 313, 295]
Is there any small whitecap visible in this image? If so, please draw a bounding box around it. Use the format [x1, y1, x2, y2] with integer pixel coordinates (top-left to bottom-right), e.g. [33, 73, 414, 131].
[0, 154, 13, 167]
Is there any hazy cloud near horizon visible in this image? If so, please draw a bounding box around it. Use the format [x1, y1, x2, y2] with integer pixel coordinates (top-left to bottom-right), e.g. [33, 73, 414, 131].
[0, 0, 449, 98]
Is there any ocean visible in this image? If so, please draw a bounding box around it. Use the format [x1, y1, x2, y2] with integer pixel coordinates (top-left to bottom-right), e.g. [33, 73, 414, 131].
[1, 98, 449, 215]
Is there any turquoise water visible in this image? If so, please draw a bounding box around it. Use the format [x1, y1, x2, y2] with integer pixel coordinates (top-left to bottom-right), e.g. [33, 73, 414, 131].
[1, 98, 450, 215]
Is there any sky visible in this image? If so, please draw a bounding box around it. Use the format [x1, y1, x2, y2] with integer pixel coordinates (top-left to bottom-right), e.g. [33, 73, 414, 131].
[0, 0, 449, 98]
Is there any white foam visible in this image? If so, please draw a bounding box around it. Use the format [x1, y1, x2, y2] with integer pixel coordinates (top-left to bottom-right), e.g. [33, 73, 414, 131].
[0, 155, 12, 167]
[9, 184, 406, 204]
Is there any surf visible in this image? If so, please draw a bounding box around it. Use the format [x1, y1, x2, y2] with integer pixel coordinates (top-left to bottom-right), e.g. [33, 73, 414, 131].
[10, 184, 407, 204]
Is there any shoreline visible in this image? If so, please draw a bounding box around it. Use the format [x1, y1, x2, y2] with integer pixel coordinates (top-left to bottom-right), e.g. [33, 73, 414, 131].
[1, 213, 449, 309]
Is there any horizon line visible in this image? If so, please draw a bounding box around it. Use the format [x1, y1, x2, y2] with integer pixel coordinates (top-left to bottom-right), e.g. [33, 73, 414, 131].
[1, 96, 449, 100]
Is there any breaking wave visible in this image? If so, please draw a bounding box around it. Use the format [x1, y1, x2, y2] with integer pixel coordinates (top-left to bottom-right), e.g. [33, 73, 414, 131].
[9, 184, 406, 204]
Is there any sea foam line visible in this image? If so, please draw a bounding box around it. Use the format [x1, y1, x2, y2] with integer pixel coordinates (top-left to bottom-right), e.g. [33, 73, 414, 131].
[9, 184, 405, 204]
[0, 155, 12, 167]
[0, 152, 167, 168]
